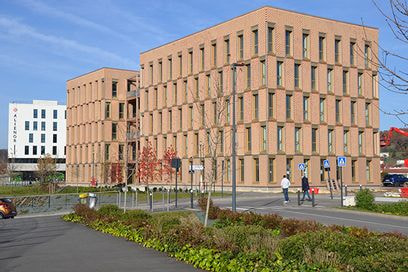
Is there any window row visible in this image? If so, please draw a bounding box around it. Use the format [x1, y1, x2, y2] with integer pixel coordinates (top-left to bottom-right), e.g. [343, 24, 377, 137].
[33, 109, 64, 119]
[24, 145, 60, 156]
[143, 24, 373, 86]
[25, 121, 59, 131]
[27, 133, 59, 144]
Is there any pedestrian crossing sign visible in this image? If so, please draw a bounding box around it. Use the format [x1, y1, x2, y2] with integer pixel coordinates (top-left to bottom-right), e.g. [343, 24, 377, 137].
[298, 163, 305, 171]
[337, 156, 347, 167]
[323, 159, 330, 169]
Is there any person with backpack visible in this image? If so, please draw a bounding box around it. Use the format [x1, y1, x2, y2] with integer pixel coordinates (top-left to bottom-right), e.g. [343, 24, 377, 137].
[301, 175, 312, 201]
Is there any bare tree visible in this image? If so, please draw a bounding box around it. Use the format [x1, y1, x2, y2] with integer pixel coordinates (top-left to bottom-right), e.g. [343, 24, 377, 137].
[188, 70, 233, 226]
[37, 154, 57, 193]
[362, 0, 408, 125]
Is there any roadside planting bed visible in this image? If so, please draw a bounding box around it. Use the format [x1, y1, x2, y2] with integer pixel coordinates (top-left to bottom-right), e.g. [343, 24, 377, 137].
[63, 198, 408, 272]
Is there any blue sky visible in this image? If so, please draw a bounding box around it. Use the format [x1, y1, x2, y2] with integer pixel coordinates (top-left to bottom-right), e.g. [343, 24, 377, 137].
[0, 0, 407, 148]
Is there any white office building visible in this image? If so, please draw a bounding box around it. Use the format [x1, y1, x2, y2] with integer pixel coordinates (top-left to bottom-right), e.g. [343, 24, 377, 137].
[8, 100, 66, 180]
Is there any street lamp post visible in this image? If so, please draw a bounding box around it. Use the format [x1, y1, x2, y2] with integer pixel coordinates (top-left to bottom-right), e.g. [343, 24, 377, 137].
[231, 63, 245, 212]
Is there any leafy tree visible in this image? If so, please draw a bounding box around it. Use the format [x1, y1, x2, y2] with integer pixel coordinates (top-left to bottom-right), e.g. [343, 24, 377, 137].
[37, 154, 56, 184]
[162, 146, 178, 183]
[137, 141, 161, 187]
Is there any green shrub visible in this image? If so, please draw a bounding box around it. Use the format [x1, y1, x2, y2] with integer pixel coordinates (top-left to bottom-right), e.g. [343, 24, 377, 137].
[73, 204, 98, 222]
[374, 201, 408, 216]
[355, 189, 375, 210]
[98, 204, 121, 216]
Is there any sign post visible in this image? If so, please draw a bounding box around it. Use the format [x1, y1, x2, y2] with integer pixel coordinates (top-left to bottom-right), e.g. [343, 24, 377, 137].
[189, 160, 194, 209]
[337, 156, 347, 207]
[171, 158, 181, 208]
[323, 160, 333, 200]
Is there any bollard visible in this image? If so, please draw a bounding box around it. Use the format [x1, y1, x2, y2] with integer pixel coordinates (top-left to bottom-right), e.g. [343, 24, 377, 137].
[149, 191, 153, 211]
[118, 192, 121, 207]
[330, 181, 333, 200]
[162, 189, 165, 211]
[359, 184, 362, 191]
[48, 195, 51, 209]
[167, 189, 170, 212]
[345, 185, 348, 197]
[151, 191, 154, 212]
[312, 190, 316, 207]
[135, 190, 138, 208]
[297, 190, 301, 206]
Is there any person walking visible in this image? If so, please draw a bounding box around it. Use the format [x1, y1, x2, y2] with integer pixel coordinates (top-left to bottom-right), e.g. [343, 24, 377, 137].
[301, 175, 312, 201]
[280, 175, 290, 204]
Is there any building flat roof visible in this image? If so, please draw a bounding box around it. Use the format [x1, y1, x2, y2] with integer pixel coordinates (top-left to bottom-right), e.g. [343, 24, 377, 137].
[141, 5, 378, 55]
[67, 67, 138, 82]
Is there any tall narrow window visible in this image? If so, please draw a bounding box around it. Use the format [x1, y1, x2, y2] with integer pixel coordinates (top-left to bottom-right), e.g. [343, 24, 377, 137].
[302, 32, 309, 59]
[178, 53, 182, 76]
[25, 121, 29, 130]
[366, 160, 371, 182]
[311, 66, 317, 90]
[303, 96, 309, 121]
[364, 44, 370, 68]
[41, 109, 46, 118]
[25, 146, 29, 155]
[169, 109, 172, 130]
[372, 73, 378, 98]
[335, 99, 341, 123]
[277, 126, 283, 151]
[189, 106, 193, 129]
[320, 98, 325, 122]
[188, 51, 193, 74]
[168, 57, 173, 80]
[358, 72, 363, 96]
[158, 60, 162, 82]
[365, 103, 370, 126]
[112, 123, 117, 140]
[183, 80, 188, 103]
[327, 68, 333, 92]
[254, 158, 259, 182]
[268, 158, 274, 183]
[226, 99, 230, 123]
[342, 70, 348, 94]
[33, 109, 38, 118]
[173, 82, 177, 104]
[34, 121, 38, 131]
[253, 93, 259, 119]
[239, 97, 244, 121]
[200, 47, 204, 71]
[351, 101, 356, 125]
[119, 103, 124, 119]
[267, 25, 274, 53]
[352, 160, 357, 182]
[29, 133, 33, 143]
[350, 42, 355, 65]
[53, 109, 58, 119]
[105, 102, 111, 118]
[194, 77, 199, 99]
[343, 130, 349, 153]
[224, 38, 230, 64]
[206, 74, 210, 97]
[335, 38, 341, 63]
[294, 63, 300, 88]
[286, 94, 292, 119]
[112, 80, 118, 97]
[312, 128, 317, 152]
[211, 42, 217, 67]
[246, 64, 251, 88]
[261, 125, 267, 151]
[149, 63, 153, 84]
[246, 127, 251, 152]
[277, 61, 283, 86]
[261, 60, 266, 86]
[285, 29, 292, 56]
[252, 29, 258, 55]
[319, 35, 325, 61]
[238, 34, 244, 59]
[201, 104, 205, 126]
[295, 127, 301, 153]
[358, 131, 364, 154]
[179, 108, 183, 130]
[268, 92, 274, 118]
[218, 71, 223, 94]
[373, 132, 378, 155]
[328, 129, 334, 153]
[240, 159, 244, 183]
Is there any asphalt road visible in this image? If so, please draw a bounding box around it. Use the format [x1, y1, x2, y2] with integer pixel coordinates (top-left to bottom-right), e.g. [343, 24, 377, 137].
[213, 193, 408, 234]
[0, 216, 200, 272]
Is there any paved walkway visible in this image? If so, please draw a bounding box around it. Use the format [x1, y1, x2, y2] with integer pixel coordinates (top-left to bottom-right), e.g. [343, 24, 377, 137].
[0, 216, 200, 272]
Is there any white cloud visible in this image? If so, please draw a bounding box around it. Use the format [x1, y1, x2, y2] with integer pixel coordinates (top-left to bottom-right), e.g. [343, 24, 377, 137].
[0, 16, 137, 68]
[16, 0, 138, 45]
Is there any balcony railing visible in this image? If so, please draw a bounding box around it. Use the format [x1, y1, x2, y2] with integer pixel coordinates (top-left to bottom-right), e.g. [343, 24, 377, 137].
[127, 131, 140, 140]
[127, 89, 140, 98]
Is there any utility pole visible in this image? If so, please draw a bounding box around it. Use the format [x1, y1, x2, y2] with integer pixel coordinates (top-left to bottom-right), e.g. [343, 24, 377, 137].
[231, 63, 245, 212]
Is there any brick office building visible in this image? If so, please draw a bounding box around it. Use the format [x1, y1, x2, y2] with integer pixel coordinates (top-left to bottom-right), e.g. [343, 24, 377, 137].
[138, 6, 380, 189]
[66, 68, 139, 185]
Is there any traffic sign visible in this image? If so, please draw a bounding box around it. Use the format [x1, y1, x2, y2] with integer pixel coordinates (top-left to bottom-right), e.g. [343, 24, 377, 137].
[189, 164, 204, 171]
[337, 156, 347, 167]
[298, 163, 305, 171]
[323, 159, 330, 169]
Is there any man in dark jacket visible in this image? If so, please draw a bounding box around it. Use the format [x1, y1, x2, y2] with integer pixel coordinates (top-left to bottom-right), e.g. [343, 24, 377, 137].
[301, 175, 312, 201]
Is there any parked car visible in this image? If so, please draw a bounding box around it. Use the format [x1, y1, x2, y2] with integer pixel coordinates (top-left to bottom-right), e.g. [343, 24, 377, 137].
[382, 174, 408, 187]
[0, 198, 17, 219]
